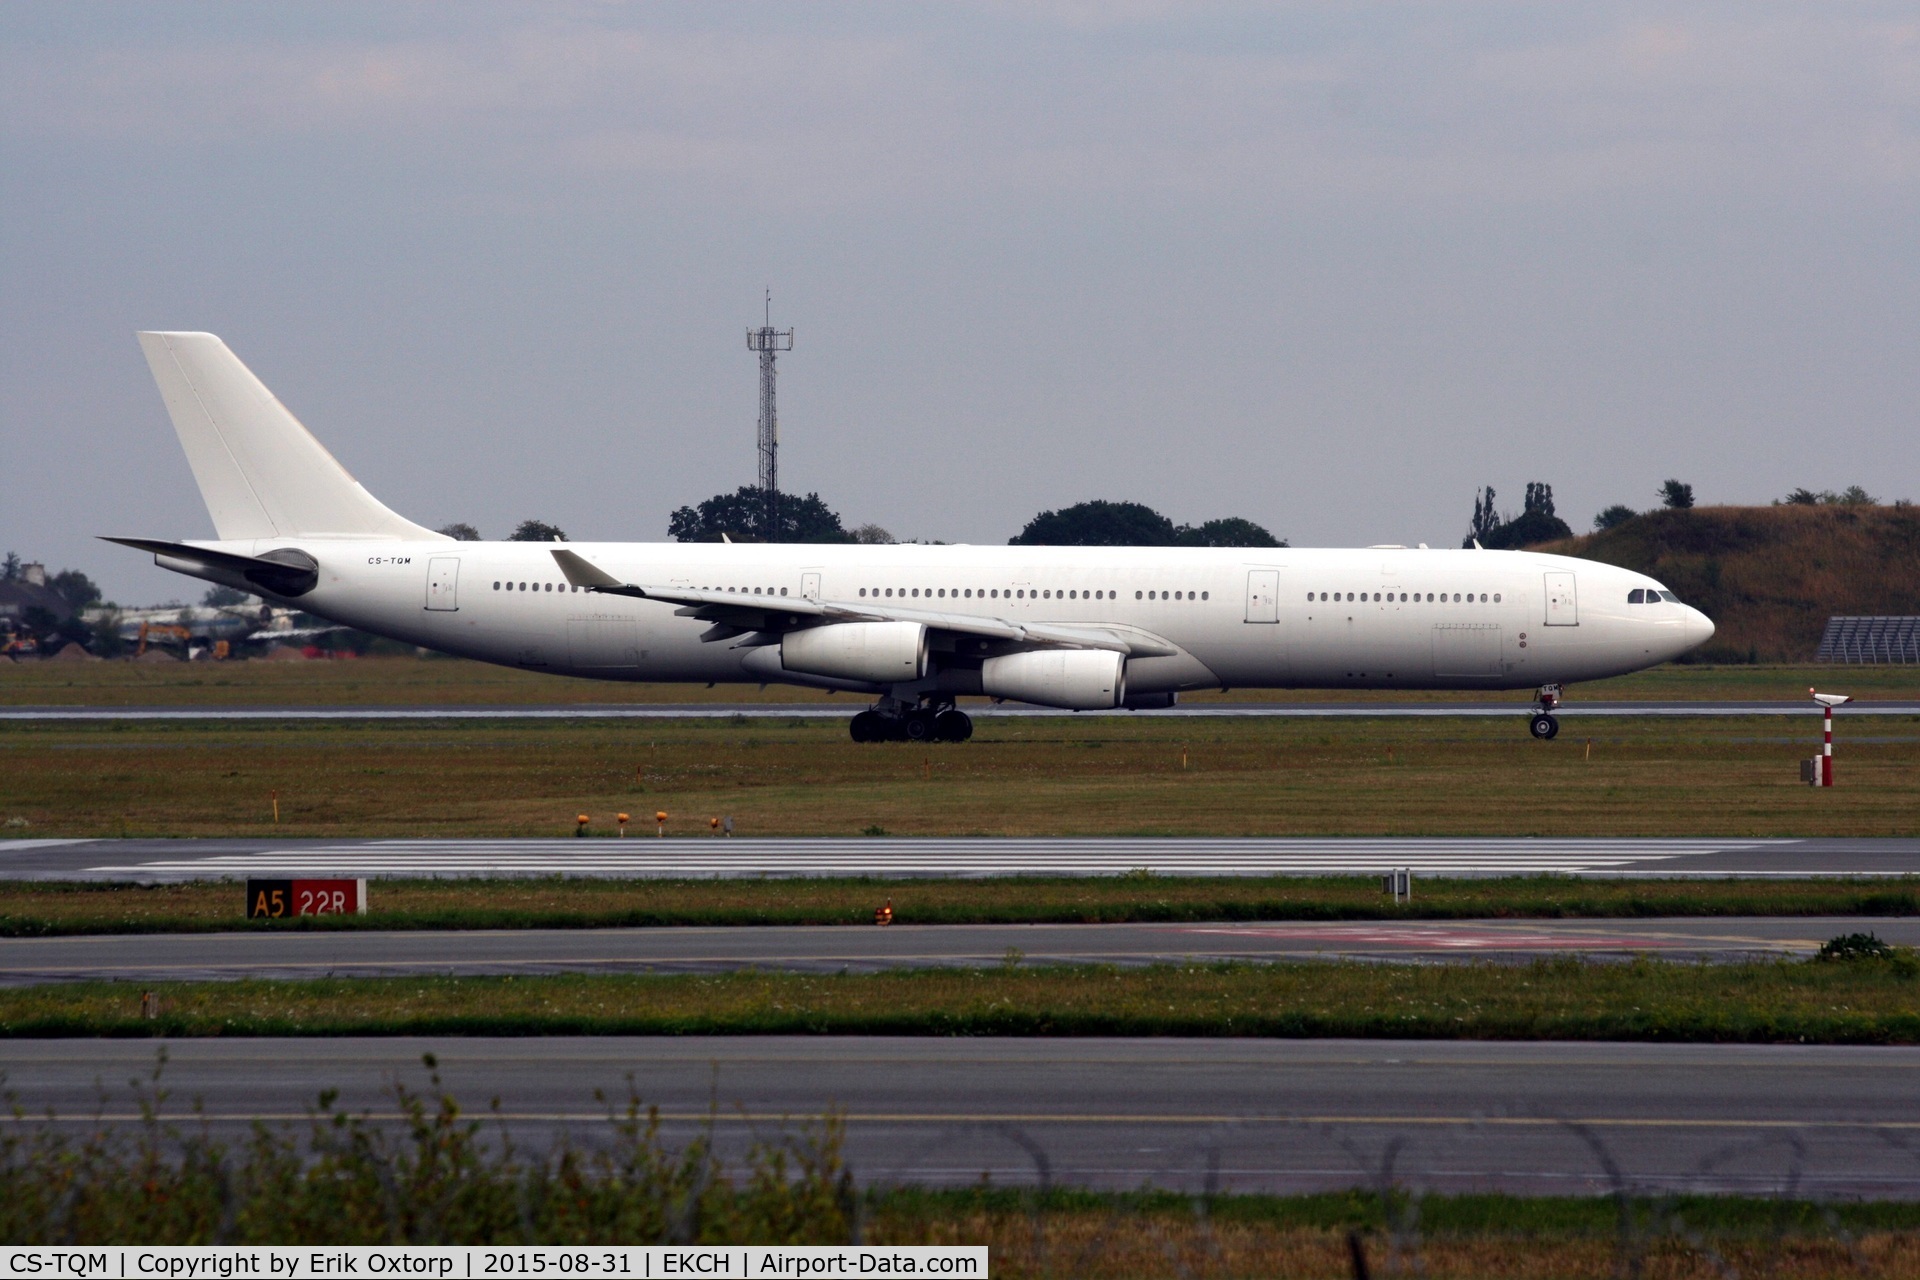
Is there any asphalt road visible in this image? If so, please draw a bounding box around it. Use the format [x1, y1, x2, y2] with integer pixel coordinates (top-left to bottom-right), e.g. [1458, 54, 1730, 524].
[6, 835, 1919, 880]
[4, 701, 1917, 720]
[5, 1037, 1916, 1196]
[3, 918, 1910, 986]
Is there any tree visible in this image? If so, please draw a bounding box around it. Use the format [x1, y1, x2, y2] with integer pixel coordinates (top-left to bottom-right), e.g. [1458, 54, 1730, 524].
[203, 585, 253, 607]
[1779, 486, 1875, 507]
[1660, 479, 1695, 510]
[850, 524, 895, 545]
[1, 553, 18, 582]
[508, 520, 569, 543]
[1011, 500, 1284, 547]
[48, 569, 101, 611]
[1012, 500, 1176, 546]
[1593, 504, 1637, 531]
[1173, 517, 1285, 548]
[668, 487, 849, 543]
[1465, 482, 1572, 549]
[438, 522, 482, 541]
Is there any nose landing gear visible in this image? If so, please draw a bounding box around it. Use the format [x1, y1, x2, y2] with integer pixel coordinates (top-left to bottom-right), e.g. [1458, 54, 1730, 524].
[850, 700, 974, 743]
[1529, 683, 1562, 740]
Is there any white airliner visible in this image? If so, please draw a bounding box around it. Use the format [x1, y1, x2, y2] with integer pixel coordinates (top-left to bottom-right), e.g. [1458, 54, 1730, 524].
[109, 332, 1713, 742]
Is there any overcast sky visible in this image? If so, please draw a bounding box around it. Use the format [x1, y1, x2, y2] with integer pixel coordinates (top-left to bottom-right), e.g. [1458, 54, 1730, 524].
[4, 2, 1916, 603]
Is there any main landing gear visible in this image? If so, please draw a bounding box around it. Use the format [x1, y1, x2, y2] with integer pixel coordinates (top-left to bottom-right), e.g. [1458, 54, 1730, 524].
[1529, 683, 1562, 740]
[849, 701, 974, 744]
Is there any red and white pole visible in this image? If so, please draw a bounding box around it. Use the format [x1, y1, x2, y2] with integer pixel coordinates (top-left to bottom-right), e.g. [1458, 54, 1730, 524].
[1822, 702, 1834, 787]
[1810, 688, 1850, 788]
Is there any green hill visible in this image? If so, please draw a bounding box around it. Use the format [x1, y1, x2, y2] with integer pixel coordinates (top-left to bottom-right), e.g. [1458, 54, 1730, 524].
[1536, 505, 1920, 663]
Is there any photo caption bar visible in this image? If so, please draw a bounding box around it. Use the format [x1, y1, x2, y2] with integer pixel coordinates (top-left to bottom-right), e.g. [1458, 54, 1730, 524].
[1, 1247, 987, 1279]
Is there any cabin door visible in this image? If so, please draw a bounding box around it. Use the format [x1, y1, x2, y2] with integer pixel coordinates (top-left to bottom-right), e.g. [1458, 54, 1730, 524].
[1543, 571, 1579, 626]
[425, 557, 459, 611]
[1244, 569, 1279, 623]
[801, 572, 822, 601]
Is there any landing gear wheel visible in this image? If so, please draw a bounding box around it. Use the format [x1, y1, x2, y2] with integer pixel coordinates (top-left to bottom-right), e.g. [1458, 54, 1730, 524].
[934, 709, 973, 743]
[904, 711, 936, 743]
[1529, 713, 1560, 740]
[849, 710, 883, 743]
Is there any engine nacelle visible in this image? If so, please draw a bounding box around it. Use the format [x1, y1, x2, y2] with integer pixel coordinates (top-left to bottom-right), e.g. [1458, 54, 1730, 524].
[981, 649, 1125, 710]
[781, 621, 927, 684]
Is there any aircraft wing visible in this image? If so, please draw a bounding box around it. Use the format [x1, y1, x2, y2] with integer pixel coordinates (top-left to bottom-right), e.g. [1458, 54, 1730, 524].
[550, 549, 1175, 656]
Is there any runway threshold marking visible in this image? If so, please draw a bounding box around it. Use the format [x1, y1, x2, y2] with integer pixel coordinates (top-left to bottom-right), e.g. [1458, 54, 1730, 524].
[8, 1112, 1919, 1130]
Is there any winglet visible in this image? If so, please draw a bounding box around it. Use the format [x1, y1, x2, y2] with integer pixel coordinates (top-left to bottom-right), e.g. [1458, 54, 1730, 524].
[550, 548, 639, 594]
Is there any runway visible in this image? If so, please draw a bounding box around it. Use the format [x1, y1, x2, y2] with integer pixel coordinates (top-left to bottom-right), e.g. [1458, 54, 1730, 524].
[5, 917, 1903, 985]
[4, 1037, 1915, 1196]
[6, 835, 1918, 880]
[4, 700, 1917, 720]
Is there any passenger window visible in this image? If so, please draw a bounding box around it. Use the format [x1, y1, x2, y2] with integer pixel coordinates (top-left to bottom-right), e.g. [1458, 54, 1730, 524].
[1202, 591, 1209, 600]
[1373, 592, 1380, 602]
[1135, 591, 1143, 600]
[493, 581, 500, 590]
[1493, 593, 1501, 603]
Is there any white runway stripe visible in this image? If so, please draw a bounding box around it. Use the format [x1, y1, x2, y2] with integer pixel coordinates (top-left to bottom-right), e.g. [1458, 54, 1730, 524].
[86, 837, 1785, 879]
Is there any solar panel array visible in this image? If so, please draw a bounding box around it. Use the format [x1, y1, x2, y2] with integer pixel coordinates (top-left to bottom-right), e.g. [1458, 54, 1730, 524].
[1816, 616, 1920, 664]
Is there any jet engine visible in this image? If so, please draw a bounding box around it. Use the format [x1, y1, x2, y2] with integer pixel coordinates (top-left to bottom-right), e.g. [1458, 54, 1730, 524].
[780, 621, 928, 684]
[981, 648, 1125, 710]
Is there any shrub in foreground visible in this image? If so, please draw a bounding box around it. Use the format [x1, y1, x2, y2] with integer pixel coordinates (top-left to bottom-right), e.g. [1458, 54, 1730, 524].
[0, 1052, 852, 1245]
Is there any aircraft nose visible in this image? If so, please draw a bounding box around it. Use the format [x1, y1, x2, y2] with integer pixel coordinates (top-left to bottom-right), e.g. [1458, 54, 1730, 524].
[1683, 606, 1715, 651]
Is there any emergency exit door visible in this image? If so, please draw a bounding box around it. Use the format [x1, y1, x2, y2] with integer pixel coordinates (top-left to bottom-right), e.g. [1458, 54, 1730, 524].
[1245, 569, 1279, 623]
[425, 557, 459, 611]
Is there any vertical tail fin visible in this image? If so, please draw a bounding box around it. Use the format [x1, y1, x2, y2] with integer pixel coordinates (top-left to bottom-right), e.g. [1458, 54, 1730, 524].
[137, 331, 445, 541]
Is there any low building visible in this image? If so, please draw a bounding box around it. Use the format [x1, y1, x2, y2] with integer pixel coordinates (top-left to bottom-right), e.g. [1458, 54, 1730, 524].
[0, 563, 74, 630]
[1816, 616, 1920, 664]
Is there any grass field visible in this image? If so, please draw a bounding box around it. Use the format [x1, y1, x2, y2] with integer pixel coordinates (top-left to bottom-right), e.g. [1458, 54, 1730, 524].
[3, 876, 1916, 936]
[882, 1189, 1920, 1280]
[4, 654, 1918, 706]
[6, 954, 1917, 1040]
[11, 1056, 1920, 1273]
[4, 710, 1917, 839]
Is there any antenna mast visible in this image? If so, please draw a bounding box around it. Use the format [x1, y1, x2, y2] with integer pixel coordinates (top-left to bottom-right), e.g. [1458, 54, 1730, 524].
[745, 290, 793, 535]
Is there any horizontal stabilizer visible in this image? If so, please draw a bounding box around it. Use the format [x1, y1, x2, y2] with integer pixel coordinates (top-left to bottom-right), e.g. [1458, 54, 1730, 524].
[100, 537, 320, 598]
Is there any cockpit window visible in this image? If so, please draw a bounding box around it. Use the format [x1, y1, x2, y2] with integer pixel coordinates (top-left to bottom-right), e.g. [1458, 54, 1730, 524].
[1657, 590, 1679, 603]
[1628, 589, 1646, 604]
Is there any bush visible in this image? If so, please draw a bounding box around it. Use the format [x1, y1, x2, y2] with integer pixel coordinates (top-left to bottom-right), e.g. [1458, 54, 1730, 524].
[1817, 932, 1894, 962]
[0, 1052, 853, 1245]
